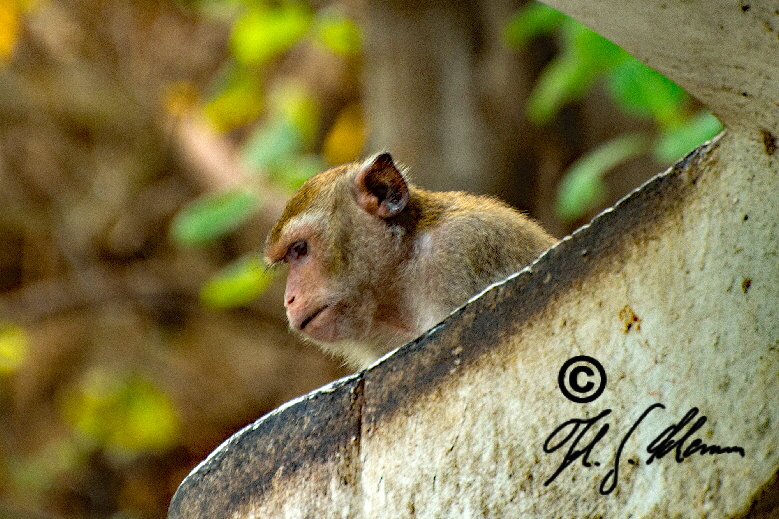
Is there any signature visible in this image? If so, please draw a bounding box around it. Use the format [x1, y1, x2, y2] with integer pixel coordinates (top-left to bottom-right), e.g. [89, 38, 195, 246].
[542, 404, 745, 495]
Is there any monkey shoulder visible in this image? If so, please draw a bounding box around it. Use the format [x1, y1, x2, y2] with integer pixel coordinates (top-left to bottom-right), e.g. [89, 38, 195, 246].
[412, 191, 539, 242]
[409, 190, 554, 281]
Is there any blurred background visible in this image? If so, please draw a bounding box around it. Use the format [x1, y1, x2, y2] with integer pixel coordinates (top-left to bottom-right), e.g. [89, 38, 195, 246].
[0, 0, 721, 517]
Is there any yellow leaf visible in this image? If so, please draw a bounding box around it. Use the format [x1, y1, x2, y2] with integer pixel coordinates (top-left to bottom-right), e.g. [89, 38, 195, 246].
[323, 103, 366, 165]
[63, 369, 180, 455]
[0, 323, 28, 374]
[0, 0, 20, 63]
[203, 73, 264, 131]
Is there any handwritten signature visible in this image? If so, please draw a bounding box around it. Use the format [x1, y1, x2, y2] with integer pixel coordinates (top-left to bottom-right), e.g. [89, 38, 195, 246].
[542, 404, 745, 495]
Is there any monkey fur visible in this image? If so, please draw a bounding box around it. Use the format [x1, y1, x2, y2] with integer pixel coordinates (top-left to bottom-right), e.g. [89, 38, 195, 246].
[265, 152, 556, 368]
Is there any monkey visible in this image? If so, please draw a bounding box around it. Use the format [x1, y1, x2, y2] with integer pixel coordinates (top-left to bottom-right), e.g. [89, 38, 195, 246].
[264, 152, 556, 368]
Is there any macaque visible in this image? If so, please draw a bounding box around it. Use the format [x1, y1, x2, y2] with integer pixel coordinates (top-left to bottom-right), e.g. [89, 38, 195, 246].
[265, 153, 556, 368]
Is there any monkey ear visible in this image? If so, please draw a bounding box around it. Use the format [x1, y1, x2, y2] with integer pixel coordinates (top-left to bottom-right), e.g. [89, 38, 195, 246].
[353, 152, 409, 219]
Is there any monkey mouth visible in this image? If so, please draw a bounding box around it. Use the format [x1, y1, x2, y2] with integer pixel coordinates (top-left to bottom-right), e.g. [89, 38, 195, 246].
[300, 305, 329, 330]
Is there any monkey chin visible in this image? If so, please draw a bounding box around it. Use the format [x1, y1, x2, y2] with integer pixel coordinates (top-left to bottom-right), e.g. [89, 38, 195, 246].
[313, 338, 387, 370]
[291, 306, 414, 369]
[289, 304, 341, 344]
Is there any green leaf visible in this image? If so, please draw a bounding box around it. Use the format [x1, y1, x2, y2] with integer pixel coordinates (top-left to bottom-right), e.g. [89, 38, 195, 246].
[242, 85, 320, 174]
[504, 2, 566, 48]
[556, 133, 650, 221]
[315, 8, 362, 56]
[231, 3, 313, 66]
[566, 21, 629, 69]
[527, 53, 594, 124]
[273, 154, 326, 191]
[607, 59, 687, 128]
[201, 256, 276, 308]
[243, 117, 303, 172]
[654, 111, 723, 163]
[171, 188, 260, 246]
[527, 21, 629, 123]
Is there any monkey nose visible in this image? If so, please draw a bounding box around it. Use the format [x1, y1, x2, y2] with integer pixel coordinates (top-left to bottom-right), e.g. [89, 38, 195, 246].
[285, 294, 295, 307]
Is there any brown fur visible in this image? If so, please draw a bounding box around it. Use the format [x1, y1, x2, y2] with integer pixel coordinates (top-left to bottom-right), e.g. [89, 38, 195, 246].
[265, 153, 556, 368]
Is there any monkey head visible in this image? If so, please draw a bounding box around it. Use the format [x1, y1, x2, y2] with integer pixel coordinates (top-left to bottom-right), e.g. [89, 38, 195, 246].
[264, 153, 421, 367]
[265, 152, 556, 368]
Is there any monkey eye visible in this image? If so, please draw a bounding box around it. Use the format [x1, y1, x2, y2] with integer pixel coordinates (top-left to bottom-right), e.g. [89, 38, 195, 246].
[286, 240, 308, 262]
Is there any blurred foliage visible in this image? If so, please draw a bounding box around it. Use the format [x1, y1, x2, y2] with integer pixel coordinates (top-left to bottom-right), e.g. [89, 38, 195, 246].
[314, 7, 361, 57]
[230, 2, 312, 66]
[506, 1, 723, 222]
[6, 435, 85, 507]
[171, 188, 261, 247]
[241, 84, 325, 190]
[555, 133, 649, 221]
[200, 255, 276, 309]
[63, 369, 180, 456]
[5, 367, 179, 502]
[3, 368, 180, 512]
[0, 0, 32, 64]
[0, 0, 349, 516]
[0, 324, 28, 374]
[322, 101, 365, 165]
[202, 66, 265, 129]
[171, 0, 364, 309]
[201, 1, 360, 133]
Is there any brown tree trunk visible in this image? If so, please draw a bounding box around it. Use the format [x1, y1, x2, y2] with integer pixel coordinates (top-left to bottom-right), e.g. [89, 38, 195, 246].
[362, 0, 532, 196]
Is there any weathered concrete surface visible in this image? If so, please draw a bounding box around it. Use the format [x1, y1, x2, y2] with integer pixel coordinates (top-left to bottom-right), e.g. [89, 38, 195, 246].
[169, 1, 779, 517]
